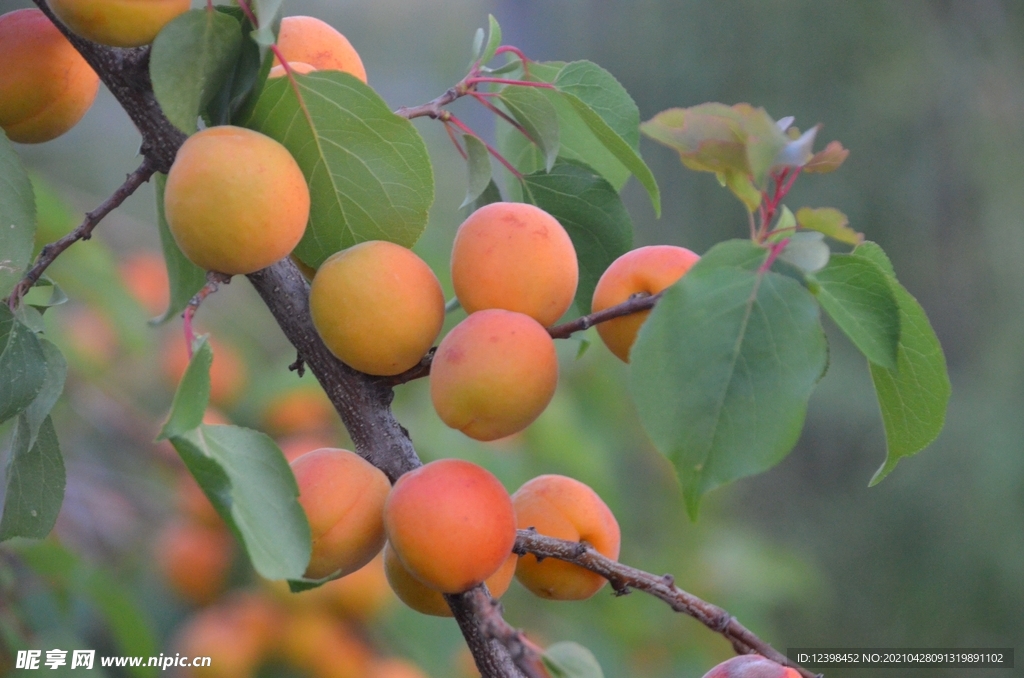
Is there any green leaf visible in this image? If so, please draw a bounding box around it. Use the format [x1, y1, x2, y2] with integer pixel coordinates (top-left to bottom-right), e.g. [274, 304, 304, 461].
[462, 179, 502, 218]
[720, 169, 761, 212]
[630, 240, 827, 518]
[0, 306, 46, 425]
[245, 72, 435, 268]
[0, 130, 36, 299]
[497, 86, 560, 172]
[461, 135, 493, 209]
[170, 425, 310, 580]
[856, 242, 950, 484]
[22, 338, 66, 448]
[796, 207, 862, 245]
[811, 253, 900, 369]
[250, 0, 284, 50]
[158, 335, 213, 440]
[521, 161, 633, 313]
[205, 6, 269, 126]
[0, 415, 65, 541]
[542, 642, 605, 678]
[151, 9, 243, 135]
[153, 173, 205, 324]
[469, 28, 485, 66]
[480, 15, 502, 65]
[778, 231, 830, 273]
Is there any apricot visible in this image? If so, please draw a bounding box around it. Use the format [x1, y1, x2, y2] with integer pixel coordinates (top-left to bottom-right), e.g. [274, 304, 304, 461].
[291, 448, 391, 579]
[430, 310, 558, 441]
[315, 551, 394, 621]
[278, 610, 373, 678]
[383, 541, 516, 617]
[701, 655, 801, 678]
[383, 459, 516, 594]
[119, 251, 169, 317]
[512, 474, 620, 601]
[176, 602, 273, 678]
[162, 334, 247, 407]
[451, 202, 578, 327]
[274, 16, 367, 83]
[47, 0, 190, 47]
[164, 125, 310, 275]
[0, 9, 99, 144]
[155, 519, 234, 605]
[269, 61, 317, 79]
[310, 241, 445, 376]
[591, 245, 700, 362]
[369, 658, 430, 678]
[262, 386, 336, 436]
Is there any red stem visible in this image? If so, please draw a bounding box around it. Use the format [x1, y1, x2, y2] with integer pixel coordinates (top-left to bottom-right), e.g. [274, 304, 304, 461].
[759, 237, 790, 274]
[470, 92, 536, 144]
[465, 77, 555, 89]
[447, 115, 522, 179]
[444, 121, 469, 160]
[493, 45, 531, 76]
[236, 0, 257, 26]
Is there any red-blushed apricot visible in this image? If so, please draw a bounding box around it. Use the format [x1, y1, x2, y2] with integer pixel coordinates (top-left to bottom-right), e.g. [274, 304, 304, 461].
[310, 241, 445, 376]
[269, 61, 317, 79]
[451, 202, 578, 327]
[47, 0, 190, 47]
[369, 658, 430, 678]
[274, 16, 367, 83]
[291, 448, 390, 579]
[383, 459, 516, 594]
[278, 610, 373, 678]
[164, 125, 309, 275]
[701, 655, 802, 678]
[119, 251, 169, 317]
[262, 386, 336, 436]
[0, 9, 99, 144]
[591, 245, 700, 362]
[155, 519, 234, 605]
[162, 334, 247, 407]
[512, 474, 620, 601]
[383, 541, 517, 617]
[430, 310, 558, 441]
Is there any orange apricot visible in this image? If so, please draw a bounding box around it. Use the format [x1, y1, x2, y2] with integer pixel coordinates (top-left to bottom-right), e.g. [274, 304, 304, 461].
[47, 0, 190, 47]
[369, 658, 430, 678]
[591, 245, 700, 362]
[384, 459, 516, 594]
[262, 386, 336, 436]
[162, 334, 247, 407]
[278, 610, 373, 678]
[269, 61, 317, 79]
[701, 655, 801, 678]
[291, 448, 390, 579]
[0, 9, 99, 144]
[310, 241, 445, 376]
[430, 310, 558, 441]
[155, 519, 234, 605]
[451, 202, 578, 326]
[164, 125, 309, 275]
[119, 251, 169, 317]
[274, 16, 367, 83]
[176, 603, 271, 678]
[512, 474, 620, 600]
[315, 551, 394, 621]
[384, 541, 516, 617]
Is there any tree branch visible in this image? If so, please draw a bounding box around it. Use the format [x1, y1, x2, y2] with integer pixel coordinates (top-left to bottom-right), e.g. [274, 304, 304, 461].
[514, 530, 822, 678]
[7, 158, 156, 308]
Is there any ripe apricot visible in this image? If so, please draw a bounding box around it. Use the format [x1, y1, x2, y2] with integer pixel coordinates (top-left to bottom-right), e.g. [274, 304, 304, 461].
[430, 310, 558, 441]
[274, 16, 367, 83]
[164, 125, 310, 275]
[512, 475, 620, 600]
[591, 245, 700, 362]
[119, 251, 169, 317]
[315, 551, 394, 621]
[291, 448, 391, 579]
[310, 241, 445, 376]
[176, 600, 275, 678]
[279, 610, 373, 678]
[269, 61, 317, 79]
[262, 386, 336, 436]
[369, 658, 430, 678]
[701, 655, 801, 678]
[155, 519, 234, 605]
[47, 0, 190, 47]
[383, 459, 516, 594]
[451, 202, 578, 327]
[162, 334, 247, 407]
[0, 9, 99, 144]
[383, 542, 516, 617]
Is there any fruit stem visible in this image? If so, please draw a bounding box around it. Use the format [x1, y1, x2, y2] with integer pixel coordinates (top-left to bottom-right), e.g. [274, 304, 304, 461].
[182, 272, 231, 359]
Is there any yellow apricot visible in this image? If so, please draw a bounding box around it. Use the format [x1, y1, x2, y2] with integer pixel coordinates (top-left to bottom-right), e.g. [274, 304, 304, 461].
[274, 16, 367, 83]
[512, 474, 620, 600]
[290, 448, 390, 579]
[164, 125, 309, 275]
[47, 0, 190, 47]
[451, 202, 578, 327]
[430, 310, 558, 441]
[591, 245, 700, 362]
[0, 9, 99, 144]
[383, 541, 517, 617]
[384, 459, 516, 594]
[310, 241, 445, 376]
[269, 62, 317, 79]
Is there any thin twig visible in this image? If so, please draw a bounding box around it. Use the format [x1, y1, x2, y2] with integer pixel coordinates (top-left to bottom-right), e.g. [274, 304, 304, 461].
[514, 530, 822, 678]
[7, 159, 156, 309]
[182, 272, 232, 357]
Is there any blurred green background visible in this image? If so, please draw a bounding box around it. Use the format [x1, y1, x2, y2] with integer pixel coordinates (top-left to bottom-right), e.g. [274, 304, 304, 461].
[1, 1, 1022, 677]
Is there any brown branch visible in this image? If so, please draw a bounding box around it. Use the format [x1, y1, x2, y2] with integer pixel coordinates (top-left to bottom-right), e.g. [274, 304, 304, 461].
[514, 530, 823, 678]
[394, 85, 466, 120]
[6, 158, 156, 308]
[461, 590, 549, 678]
